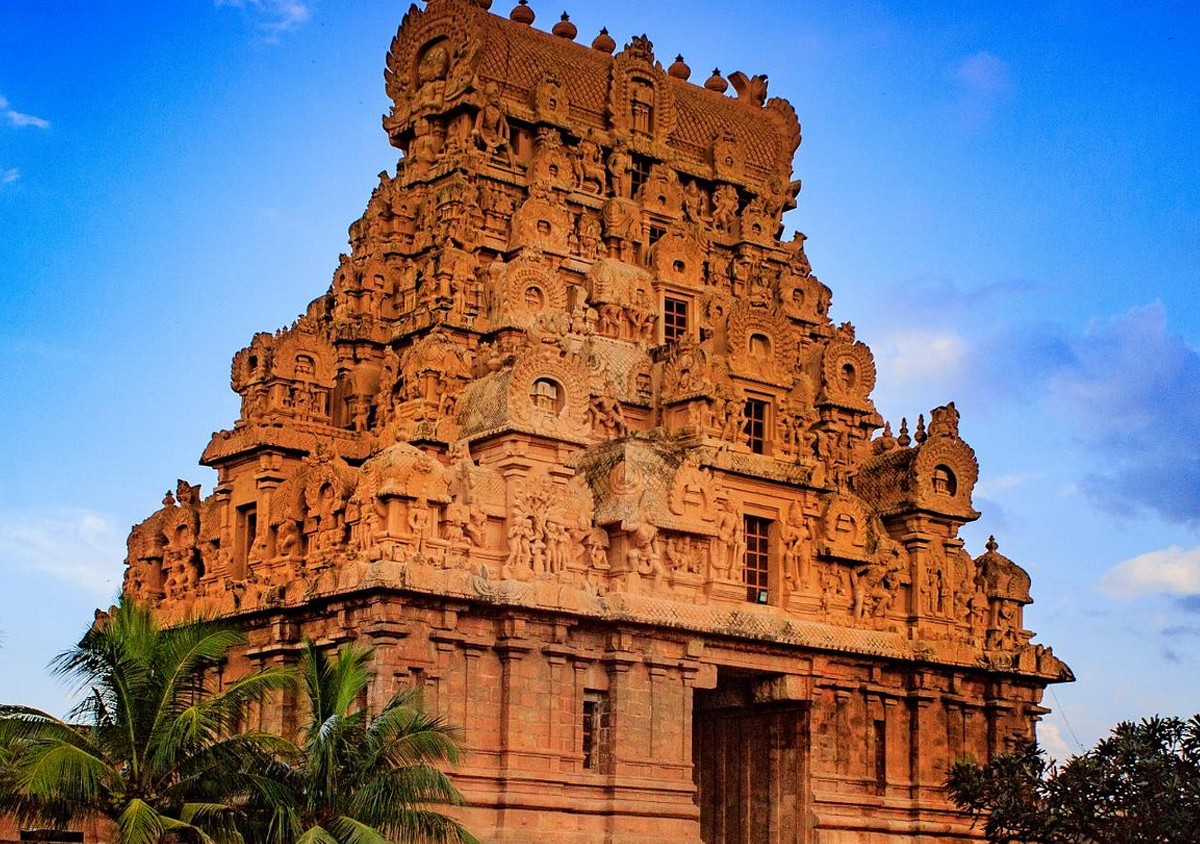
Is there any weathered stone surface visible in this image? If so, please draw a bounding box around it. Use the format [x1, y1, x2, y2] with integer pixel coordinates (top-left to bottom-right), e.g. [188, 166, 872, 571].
[123, 3, 1070, 841]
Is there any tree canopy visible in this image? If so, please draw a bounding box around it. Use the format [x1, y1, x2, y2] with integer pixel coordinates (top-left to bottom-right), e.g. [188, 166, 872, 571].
[254, 639, 477, 844]
[0, 599, 292, 844]
[0, 603, 476, 844]
[948, 715, 1200, 844]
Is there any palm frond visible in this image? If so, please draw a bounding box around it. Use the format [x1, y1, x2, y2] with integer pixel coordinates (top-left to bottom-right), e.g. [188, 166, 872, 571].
[375, 808, 478, 844]
[14, 738, 117, 807]
[295, 824, 341, 844]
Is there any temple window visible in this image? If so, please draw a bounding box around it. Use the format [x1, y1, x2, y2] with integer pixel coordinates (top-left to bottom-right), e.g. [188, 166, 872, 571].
[933, 465, 957, 496]
[236, 503, 257, 573]
[631, 155, 652, 197]
[873, 718, 888, 794]
[743, 397, 768, 454]
[743, 515, 772, 603]
[582, 690, 608, 771]
[649, 224, 666, 245]
[531, 378, 563, 414]
[663, 297, 689, 342]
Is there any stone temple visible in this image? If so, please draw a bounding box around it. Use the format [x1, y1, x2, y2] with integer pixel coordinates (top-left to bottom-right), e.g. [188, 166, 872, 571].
[122, 1, 1072, 841]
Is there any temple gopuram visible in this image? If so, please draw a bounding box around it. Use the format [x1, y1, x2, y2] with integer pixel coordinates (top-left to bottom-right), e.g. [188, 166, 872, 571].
[122, 2, 1072, 842]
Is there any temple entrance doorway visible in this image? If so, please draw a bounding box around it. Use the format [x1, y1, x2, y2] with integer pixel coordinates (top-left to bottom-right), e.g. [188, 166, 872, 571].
[693, 670, 810, 844]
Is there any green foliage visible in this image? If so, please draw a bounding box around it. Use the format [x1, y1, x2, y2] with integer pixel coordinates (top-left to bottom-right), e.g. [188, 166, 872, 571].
[948, 715, 1200, 844]
[253, 639, 477, 844]
[0, 599, 293, 844]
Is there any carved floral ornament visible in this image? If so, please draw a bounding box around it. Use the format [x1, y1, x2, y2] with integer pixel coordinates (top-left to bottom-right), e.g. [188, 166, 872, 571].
[608, 39, 678, 150]
[507, 350, 590, 437]
[488, 255, 567, 327]
[820, 339, 877, 406]
[727, 304, 795, 384]
[911, 435, 979, 518]
[384, 2, 482, 127]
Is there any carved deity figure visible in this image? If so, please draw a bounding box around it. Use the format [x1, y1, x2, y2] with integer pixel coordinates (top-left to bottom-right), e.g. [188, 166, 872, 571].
[472, 83, 514, 166]
[712, 184, 739, 233]
[574, 138, 606, 194]
[606, 141, 633, 199]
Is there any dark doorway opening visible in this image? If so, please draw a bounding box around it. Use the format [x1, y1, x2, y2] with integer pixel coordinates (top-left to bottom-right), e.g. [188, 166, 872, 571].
[693, 670, 809, 844]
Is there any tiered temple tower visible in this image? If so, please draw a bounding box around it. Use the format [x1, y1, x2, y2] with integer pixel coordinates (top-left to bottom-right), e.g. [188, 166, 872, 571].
[123, 2, 1071, 842]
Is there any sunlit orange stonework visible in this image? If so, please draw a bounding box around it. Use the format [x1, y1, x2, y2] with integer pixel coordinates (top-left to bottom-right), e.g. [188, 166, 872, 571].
[121, 2, 1071, 841]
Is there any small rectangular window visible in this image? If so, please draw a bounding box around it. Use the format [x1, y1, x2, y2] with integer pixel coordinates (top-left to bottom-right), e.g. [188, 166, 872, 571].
[663, 297, 689, 342]
[743, 398, 768, 454]
[743, 515, 771, 603]
[582, 691, 607, 770]
[236, 503, 257, 572]
[874, 718, 888, 793]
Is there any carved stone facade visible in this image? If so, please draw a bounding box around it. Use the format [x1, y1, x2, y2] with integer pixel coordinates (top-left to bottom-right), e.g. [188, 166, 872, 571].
[124, 3, 1070, 842]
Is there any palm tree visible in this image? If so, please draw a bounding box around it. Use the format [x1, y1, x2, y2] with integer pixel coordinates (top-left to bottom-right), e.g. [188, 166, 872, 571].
[258, 640, 477, 844]
[0, 599, 293, 844]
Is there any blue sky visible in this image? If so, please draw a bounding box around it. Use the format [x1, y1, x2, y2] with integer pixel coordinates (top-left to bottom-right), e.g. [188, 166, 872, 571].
[2, 0, 1199, 756]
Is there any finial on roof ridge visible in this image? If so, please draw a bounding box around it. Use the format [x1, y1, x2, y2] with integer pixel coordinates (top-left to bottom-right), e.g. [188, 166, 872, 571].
[552, 11, 577, 39]
[510, 0, 534, 25]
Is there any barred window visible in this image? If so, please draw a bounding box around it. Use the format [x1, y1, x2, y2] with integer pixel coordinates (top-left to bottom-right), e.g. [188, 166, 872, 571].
[744, 398, 768, 454]
[664, 297, 689, 342]
[744, 515, 771, 603]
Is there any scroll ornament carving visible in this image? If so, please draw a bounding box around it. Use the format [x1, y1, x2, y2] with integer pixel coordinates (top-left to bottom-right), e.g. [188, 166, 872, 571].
[819, 334, 877, 407]
[727, 305, 794, 384]
[820, 492, 875, 563]
[383, 4, 480, 134]
[608, 38, 677, 147]
[506, 350, 591, 439]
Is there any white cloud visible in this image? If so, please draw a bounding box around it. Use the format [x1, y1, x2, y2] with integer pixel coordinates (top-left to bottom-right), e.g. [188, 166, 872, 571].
[0, 167, 18, 185]
[878, 328, 967, 384]
[0, 93, 50, 129]
[974, 472, 1039, 499]
[1037, 719, 1072, 762]
[0, 509, 124, 599]
[215, 0, 312, 34]
[1099, 544, 1200, 598]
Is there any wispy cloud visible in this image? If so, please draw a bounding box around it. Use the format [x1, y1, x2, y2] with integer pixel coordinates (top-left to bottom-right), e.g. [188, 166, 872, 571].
[1045, 303, 1200, 525]
[0, 167, 18, 186]
[1100, 544, 1200, 598]
[1038, 718, 1073, 762]
[0, 93, 50, 129]
[877, 328, 968, 386]
[215, 0, 312, 35]
[0, 509, 124, 599]
[975, 472, 1040, 499]
[952, 51, 1013, 130]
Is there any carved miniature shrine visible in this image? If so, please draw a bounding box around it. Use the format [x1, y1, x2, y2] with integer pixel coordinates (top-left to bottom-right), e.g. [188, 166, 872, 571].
[123, 2, 1071, 842]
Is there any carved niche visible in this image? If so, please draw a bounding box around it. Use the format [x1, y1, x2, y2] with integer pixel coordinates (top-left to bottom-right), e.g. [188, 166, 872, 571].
[608, 36, 677, 151]
[650, 228, 707, 290]
[487, 252, 568, 330]
[819, 331, 877, 409]
[509, 188, 574, 253]
[727, 304, 795, 385]
[506, 349, 591, 439]
[383, 2, 482, 134]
